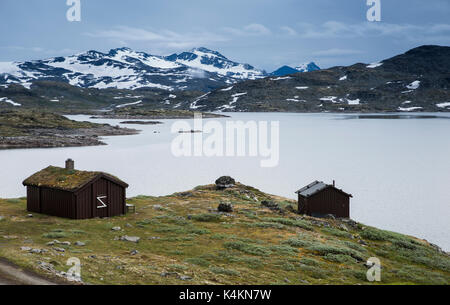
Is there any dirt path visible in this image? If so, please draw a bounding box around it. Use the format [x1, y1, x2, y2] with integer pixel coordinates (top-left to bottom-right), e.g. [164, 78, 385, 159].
[0, 258, 59, 285]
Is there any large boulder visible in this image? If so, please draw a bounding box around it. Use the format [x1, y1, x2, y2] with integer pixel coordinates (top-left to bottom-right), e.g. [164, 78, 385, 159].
[215, 176, 236, 189]
[218, 202, 233, 213]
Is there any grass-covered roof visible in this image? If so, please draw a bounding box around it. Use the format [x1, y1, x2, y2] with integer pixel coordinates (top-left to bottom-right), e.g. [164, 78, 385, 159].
[22, 166, 128, 192]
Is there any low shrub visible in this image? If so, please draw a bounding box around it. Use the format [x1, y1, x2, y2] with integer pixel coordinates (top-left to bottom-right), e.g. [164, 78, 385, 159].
[185, 257, 211, 267]
[224, 241, 271, 256]
[321, 227, 352, 238]
[263, 217, 313, 231]
[269, 245, 299, 256]
[324, 254, 357, 264]
[307, 244, 364, 261]
[190, 213, 222, 222]
[210, 266, 240, 276]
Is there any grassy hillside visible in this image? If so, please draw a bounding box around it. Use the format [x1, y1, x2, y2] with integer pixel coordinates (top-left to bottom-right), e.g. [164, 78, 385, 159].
[0, 182, 448, 285]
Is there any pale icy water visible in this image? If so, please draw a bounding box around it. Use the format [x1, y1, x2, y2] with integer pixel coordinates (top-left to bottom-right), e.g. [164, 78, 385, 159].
[0, 113, 449, 251]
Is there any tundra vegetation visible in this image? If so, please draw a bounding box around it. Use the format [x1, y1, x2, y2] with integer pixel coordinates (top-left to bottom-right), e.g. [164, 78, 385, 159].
[0, 183, 448, 285]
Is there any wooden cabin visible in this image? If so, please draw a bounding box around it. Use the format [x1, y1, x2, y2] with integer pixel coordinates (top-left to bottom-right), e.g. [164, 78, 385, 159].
[23, 159, 128, 219]
[296, 181, 352, 218]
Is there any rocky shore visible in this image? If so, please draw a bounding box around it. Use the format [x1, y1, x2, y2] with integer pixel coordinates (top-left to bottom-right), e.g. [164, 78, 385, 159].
[0, 125, 139, 149]
[0, 110, 139, 149]
[90, 108, 228, 120]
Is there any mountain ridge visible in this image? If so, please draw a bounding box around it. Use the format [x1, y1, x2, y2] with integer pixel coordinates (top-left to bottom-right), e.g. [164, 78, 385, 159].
[182, 45, 450, 113]
[0, 47, 266, 92]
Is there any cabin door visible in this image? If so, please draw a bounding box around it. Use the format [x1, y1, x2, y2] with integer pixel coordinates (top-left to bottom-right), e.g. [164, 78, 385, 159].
[94, 179, 109, 218]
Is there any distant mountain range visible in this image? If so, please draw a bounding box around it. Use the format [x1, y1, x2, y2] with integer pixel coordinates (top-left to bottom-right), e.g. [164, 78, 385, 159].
[270, 62, 320, 77]
[0, 47, 269, 92]
[182, 45, 450, 113]
[0, 47, 317, 92]
[0, 45, 448, 113]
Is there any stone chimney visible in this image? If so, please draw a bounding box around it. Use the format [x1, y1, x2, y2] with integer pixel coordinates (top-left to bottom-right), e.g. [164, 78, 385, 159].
[65, 159, 74, 170]
[333, 180, 336, 187]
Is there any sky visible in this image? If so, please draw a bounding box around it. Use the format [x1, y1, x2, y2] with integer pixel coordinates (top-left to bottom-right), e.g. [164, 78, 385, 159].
[0, 0, 450, 71]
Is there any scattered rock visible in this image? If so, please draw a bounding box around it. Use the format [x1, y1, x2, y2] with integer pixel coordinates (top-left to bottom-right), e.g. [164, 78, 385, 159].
[53, 247, 66, 252]
[37, 261, 82, 283]
[215, 176, 236, 189]
[148, 236, 161, 240]
[46, 241, 55, 246]
[341, 218, 359, 229]
[125, 223, 133, 228]
[178, 192, 193, 197]
[160, 272, 178, 278]
[31, 249, 42, 254]
[60, 241, 71, 246]
[179, 275, 192, 281]
[111, 227, 121, 231]
[3, 235, 18, 239]
[358, 239, 368, 246]
[130, 250, 139, 256]
[153, 205, 164, 210]
[74, 241, 86, 246]
[20, 246, 32, 252]
[324, 214, 336, 220]
[218, 202, 233, 213]
[23, 239, 33, 244]
[339, 224, 349, 232]
[27, 214, 33, 218]
[120, 236, 140, 243]
[261, 200, 281, 212]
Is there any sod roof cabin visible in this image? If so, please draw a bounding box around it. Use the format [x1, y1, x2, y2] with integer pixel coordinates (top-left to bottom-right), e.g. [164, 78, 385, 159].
[23, 159, 128, 219]
[296, 180, 352, 218]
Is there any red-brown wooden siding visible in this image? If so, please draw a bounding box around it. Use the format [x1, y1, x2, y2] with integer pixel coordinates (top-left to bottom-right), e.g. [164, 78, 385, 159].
[298, 187, 350, 218]
[26, 186, 41, 213]
[26, 176, 126, 220]
[40, 187, 75, 219]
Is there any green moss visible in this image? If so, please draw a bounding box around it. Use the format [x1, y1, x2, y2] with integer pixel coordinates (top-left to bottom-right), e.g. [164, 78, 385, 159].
[23, 166, 126, 191]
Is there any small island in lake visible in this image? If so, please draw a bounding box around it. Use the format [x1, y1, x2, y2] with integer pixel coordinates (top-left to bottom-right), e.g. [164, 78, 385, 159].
[120, 120, 163, 125]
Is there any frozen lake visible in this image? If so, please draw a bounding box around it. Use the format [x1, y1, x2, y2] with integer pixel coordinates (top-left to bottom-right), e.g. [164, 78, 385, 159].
[0, 112, 449, 251]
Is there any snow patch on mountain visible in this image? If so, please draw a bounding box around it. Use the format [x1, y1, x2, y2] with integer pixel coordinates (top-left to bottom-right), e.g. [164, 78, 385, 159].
[406, 80, 420, 90]
[0, 97, 21, 106]
[367, 62, 383, 68]
[0, 47, 266, 91]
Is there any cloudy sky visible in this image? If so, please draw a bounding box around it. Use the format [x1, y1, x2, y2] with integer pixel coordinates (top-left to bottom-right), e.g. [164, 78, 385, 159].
[0, 0, 449, 71]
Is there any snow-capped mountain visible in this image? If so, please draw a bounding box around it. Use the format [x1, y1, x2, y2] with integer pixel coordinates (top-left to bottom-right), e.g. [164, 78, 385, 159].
[0, 47, 265, 91]
[270, 62, 320, 76]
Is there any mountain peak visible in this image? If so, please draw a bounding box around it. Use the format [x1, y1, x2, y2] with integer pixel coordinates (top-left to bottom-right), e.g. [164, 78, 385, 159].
[270, 62, 320, 76]
[295, 62, 320, 72]
[190, 47, 227, 59]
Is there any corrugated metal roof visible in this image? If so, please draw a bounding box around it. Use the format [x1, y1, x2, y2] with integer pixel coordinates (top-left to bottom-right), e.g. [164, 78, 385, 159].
[295, 180, 353, 198]
[296, 181, 327, 197]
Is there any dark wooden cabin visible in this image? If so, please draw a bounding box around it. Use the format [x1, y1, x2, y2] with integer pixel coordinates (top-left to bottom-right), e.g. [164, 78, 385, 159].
[296, 181, 352, 218]
[23, 159, 128, 219]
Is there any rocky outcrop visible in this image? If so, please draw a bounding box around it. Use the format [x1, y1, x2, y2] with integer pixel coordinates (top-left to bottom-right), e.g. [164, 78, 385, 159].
[215, 176, 236, 189]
